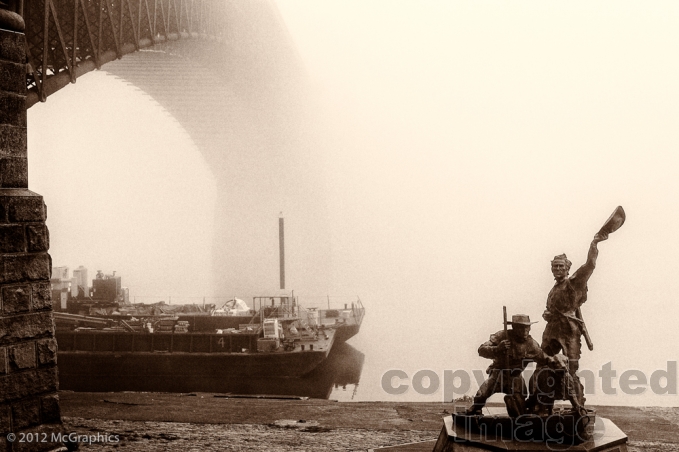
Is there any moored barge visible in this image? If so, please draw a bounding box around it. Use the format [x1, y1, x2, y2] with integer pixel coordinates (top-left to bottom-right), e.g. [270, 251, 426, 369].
[56, 294, 349, 392]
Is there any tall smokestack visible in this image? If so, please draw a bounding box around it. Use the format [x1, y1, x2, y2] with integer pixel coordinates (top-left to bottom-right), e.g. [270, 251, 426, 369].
[279, 214, 285, 290]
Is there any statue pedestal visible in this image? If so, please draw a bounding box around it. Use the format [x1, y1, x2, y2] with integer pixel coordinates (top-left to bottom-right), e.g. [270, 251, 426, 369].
[433, 408, 628, 451]
[370, 407, 628, 451]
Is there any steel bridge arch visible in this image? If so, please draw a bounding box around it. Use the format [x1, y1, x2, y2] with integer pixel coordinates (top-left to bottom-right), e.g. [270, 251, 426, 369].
[17, 0, 332, 299]
[18, 0, 228, 107]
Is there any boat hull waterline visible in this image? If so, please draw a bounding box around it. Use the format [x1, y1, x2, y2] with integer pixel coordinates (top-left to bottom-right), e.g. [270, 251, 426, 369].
[56, 328, 336, 390]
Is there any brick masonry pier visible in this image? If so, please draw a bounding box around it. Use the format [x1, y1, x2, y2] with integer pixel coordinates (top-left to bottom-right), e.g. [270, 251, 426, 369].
[0, 9, 65, 452]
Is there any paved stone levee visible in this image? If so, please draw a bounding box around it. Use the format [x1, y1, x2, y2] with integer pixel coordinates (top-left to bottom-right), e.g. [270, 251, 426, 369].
[56, 392, 679, 451]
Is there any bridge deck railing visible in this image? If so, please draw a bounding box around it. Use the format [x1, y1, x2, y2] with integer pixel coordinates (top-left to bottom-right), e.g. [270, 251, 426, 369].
[14, 0, 226, 106]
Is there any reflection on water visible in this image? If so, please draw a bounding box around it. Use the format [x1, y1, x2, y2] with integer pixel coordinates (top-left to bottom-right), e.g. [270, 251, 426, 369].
[214, 343, 365, 400]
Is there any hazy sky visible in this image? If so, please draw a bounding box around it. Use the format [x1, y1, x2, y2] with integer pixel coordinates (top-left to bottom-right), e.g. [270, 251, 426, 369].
[27, 1, 679, 406]
[274, 0, 679, 406]
[28, 74, 217, 301]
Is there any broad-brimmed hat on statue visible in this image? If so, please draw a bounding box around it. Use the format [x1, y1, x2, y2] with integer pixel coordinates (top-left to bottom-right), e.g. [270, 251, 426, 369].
[508, 314, 538, 326]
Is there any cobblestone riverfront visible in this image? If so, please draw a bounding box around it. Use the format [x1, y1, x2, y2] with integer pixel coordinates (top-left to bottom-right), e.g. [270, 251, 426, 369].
[59, 392, 679, 451]
[63, 417, 435, 451]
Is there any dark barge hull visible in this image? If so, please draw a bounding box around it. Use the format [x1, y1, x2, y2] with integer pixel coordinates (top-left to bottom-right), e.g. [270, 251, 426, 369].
[333, 323, 360, 343]
[59, 342, 364, 397]
[58, 350, 329, 391]
[56, 330, 333, 392]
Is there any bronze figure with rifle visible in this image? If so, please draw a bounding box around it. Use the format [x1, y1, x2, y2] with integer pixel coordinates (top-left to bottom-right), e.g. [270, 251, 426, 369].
[466, 310, 551, 417]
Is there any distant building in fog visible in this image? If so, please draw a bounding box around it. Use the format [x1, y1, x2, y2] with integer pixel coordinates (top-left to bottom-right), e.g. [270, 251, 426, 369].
[73, 266, 89, 297]
[92, 273, 122, 303]
[51, 265, 92, 308]
[52, 266, 69, 285]
[51, 266, 70, 309]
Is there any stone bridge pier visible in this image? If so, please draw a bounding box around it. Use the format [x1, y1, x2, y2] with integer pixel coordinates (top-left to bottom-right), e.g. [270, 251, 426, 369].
[1, 8, 65, 452]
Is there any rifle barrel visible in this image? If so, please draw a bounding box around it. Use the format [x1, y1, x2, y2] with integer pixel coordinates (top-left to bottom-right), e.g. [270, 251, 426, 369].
[576, 307, 594, 351]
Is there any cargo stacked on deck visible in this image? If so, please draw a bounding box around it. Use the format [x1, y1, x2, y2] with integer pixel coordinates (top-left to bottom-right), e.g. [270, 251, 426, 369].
[257, 338, 280, 352]
[157, 318, 177, 332]
[103, 326, 126, 332]
[174, 321, 189, 333]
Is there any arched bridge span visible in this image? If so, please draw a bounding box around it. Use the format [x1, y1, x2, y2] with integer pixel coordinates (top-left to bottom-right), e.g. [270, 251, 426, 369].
[18, 0, 228, 106]
[100, 46, 331, 300]
[15, 0, 331, 299]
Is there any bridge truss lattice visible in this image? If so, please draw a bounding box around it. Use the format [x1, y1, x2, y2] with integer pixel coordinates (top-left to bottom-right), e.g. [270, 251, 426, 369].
[18, 0, 226, 107]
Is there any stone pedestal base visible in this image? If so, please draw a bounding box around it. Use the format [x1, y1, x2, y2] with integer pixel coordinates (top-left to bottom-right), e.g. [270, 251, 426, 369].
[369, 407, 627, 452]
[451, 408, 597, 445]
[433, 411, 628, 451]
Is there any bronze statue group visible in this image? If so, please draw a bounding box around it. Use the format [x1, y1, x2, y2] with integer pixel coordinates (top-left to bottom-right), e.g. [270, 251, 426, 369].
[466, 207, 625, 419]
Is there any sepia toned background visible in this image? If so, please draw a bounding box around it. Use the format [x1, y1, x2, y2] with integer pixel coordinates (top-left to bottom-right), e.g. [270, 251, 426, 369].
[27, 1, 679, 407]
